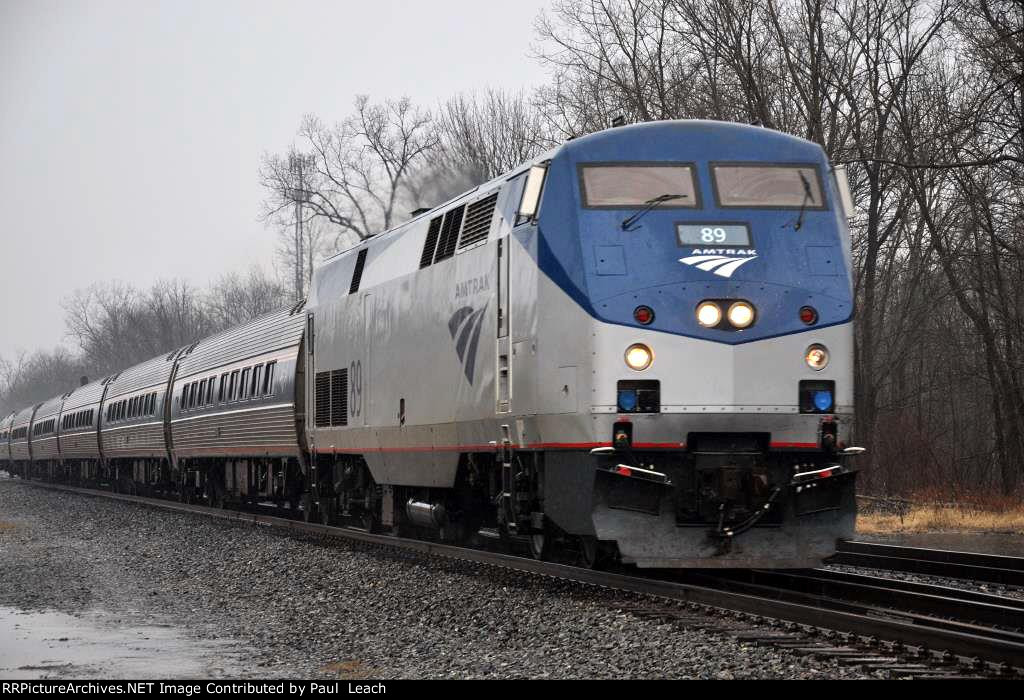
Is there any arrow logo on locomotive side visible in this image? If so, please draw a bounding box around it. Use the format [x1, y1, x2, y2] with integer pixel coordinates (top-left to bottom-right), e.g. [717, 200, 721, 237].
[448, 304, 488, 384]
[679, 253, 758, 279]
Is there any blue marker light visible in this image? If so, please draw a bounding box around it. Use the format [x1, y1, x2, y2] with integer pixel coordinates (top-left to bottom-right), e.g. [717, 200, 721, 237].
[813, 391, 833, 412]
[618, 389, 638, 413]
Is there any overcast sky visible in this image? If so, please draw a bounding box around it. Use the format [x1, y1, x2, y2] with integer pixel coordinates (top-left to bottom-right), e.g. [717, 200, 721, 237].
[0, 0, 552, 359]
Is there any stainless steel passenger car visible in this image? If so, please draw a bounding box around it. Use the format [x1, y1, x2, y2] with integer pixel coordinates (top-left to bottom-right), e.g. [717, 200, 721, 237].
[99, 352, 178, 492]
[9, 404, 39, 476]
[28, 394, 66, 478]
[169, 304, 307, 505]
[57, 378, 106, 482]
[0, 412, 13, 472]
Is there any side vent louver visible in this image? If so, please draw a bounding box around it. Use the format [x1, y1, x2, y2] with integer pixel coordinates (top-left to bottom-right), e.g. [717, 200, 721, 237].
[349, 249, 368, 294]
[419, 217, 443, 269]
[314, 372, 331, 427]
[330, 369, 348, 426]
[314, 369, 349, 428]
[433, 205, 465, 263]
[458, 193, 499, 249]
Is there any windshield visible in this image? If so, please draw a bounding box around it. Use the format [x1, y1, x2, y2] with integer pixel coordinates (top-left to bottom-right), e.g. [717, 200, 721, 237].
[581, 164, 698, 208]
[712, 164, 825, 208]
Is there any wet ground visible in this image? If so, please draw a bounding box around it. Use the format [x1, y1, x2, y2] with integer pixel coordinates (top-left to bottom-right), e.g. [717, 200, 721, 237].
[0, 479, 877, 679]
[0, 607, 245, 679]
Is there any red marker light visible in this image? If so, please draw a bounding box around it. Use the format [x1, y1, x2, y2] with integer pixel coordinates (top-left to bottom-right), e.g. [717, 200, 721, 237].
[817, 469, 834, 479]
[634, 305, 655, 325]
[616, 466, 633, 477]
[800, 306, 819, 325]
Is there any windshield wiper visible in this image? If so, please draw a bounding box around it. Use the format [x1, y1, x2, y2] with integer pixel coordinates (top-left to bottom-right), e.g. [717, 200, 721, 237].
[793, 172, 813, 231]
[621, 194, 687, 231]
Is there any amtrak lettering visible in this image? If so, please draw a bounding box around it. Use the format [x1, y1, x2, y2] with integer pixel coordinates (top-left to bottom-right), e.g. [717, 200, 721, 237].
[454, 275, 490, 299]
[687, 248, 758, 257]
[679, 249, 759, 279]
[448, 304, 488, 385]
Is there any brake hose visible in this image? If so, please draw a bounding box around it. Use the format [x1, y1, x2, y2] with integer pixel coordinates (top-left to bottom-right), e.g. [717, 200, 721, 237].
[716, 487, 782, 540]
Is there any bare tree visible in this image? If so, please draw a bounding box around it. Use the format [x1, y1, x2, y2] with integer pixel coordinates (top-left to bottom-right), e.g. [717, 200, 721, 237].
[261, 97, 439, 244]
[435, 89, 550, 183]
[207, 266, 290, 328]
[0, 348, 92, 415]
[270, 214, 335, 301]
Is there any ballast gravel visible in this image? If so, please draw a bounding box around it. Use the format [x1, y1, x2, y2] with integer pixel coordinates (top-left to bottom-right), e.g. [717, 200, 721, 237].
[825, 563, 1024, 602]
[0, 479, 877, 679]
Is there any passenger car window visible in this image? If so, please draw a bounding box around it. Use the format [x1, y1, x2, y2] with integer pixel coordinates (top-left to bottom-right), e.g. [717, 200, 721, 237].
[263, 362, 276, 396]
[252, 365, 263, 399]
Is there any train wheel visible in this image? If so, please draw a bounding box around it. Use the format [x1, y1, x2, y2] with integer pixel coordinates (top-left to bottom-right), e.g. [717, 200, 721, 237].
[301, 494, 316, 523]
[320, 498, 334, 526]
[529, 532, 549, 560]
[529, 517, 551, 560]
[577, 536, 601, 569]
[360, 509, 380, 533]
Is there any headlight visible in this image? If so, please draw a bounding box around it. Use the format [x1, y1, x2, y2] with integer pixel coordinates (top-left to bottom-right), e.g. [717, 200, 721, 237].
[624, 344, 653, 371]
[806, 344, 829, 371]
[727, 301, 755, 329]
[696, 302, 722, 328]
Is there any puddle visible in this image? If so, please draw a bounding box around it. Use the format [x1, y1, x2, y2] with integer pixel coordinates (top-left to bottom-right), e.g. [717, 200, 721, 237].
[0, 607, 245, 679]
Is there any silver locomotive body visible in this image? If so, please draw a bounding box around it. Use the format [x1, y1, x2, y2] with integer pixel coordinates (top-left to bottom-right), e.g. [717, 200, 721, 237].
[305, 121, 858, 567]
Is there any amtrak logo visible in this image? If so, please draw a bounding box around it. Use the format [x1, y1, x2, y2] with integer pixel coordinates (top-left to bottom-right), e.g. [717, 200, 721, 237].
[448, 304, 488, 384]
[679, 249, 759, 278]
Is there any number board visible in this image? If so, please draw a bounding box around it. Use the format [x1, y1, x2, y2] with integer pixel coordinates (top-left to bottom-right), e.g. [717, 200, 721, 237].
[676, 223, 752, 247]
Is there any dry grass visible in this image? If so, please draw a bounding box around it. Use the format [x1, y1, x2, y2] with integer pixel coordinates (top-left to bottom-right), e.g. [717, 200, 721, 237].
[857, 504, 1024, 534]
[0, 520, 17, 532]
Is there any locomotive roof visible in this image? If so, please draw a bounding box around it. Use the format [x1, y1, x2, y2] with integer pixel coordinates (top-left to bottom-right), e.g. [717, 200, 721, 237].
[307, 119, 827, 311]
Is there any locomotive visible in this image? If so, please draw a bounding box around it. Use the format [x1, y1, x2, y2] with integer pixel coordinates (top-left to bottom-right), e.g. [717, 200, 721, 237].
[2, 120, 860, 568]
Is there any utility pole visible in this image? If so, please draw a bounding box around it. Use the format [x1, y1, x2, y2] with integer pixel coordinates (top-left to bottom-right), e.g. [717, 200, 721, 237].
[289, 154, 313, 302]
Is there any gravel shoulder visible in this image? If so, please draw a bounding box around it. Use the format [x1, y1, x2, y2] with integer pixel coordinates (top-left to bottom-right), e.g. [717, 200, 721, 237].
[0, 478, 873, 679]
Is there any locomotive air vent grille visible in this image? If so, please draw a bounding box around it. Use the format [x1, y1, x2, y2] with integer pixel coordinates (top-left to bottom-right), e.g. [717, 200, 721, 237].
[458, 192, 499, 250]
[330, 369, 348, 426]
[433, 205, 466, 263]
[349, 249, 368, 295]
[419, 216, 443, 269]
[315, 369, 349, 427]
[314, 371, 331, 428]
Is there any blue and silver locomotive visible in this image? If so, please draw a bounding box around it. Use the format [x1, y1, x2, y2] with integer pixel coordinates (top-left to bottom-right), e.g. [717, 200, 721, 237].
[305, 119, 859, 567]
[2, 120, 859, 568]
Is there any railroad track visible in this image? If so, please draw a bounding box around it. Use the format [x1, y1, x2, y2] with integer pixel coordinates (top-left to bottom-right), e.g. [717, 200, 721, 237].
[7, 477, 1023, 678]
[829, 540, 1024, 587]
